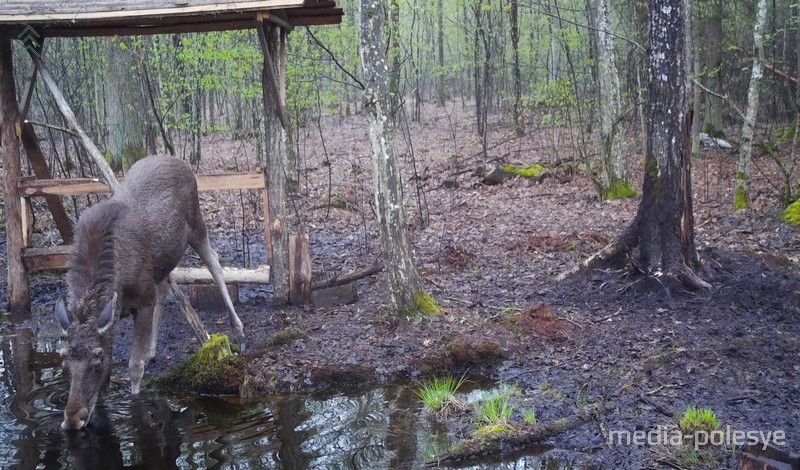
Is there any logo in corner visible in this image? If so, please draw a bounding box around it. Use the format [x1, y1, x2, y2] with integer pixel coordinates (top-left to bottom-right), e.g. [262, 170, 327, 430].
[17, 25, 41, 57]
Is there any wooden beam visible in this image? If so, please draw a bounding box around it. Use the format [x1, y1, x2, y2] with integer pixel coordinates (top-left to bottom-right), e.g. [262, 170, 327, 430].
[257, 12, 294, 32]
[1, 32, 30, 313]
[288, 233, 311, 306]
[20, 123, 74, 243]
[171, 266, 271, 284]
[18, 171, 266, 197]
[0, 1, 306, 24]
[32, 55, 120, 190]
[23, 244, 271, 284]
[36, 19, 261, 38]
[289, 15, 343, 26]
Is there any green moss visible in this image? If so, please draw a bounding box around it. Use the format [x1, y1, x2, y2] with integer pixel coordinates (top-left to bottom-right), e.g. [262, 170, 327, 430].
[153, 333, 248, 396]
[410, 290, 441, 316]
[733, 185, 750, 210]
[265, 328, 307, 349]
[603, 179, 638, 200]
[500, 163, 550, 181]
[781, 199, 800, 225]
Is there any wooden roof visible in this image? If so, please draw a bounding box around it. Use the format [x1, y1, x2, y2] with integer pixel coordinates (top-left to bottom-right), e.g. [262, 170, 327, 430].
[0, 0, 343, 37]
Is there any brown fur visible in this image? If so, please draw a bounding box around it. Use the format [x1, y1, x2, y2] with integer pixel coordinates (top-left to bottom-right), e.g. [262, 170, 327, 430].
[57, 156, 245, 430]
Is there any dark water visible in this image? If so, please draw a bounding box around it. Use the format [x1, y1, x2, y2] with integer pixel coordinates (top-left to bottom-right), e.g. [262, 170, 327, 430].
[0, 326, 580, 469]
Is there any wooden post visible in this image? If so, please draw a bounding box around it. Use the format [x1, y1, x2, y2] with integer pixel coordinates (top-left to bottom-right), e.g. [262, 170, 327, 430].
[20, 123, 74, 244]
[257, 21, 290, 303]
[1, 33, 30, 313]
[288, 233, 311, 306]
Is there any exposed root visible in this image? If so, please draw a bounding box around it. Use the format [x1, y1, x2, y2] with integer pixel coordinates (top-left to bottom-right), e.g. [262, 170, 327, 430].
[555, 233, 632, 282]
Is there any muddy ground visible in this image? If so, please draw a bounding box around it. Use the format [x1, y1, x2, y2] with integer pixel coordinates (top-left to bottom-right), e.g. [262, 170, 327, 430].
[3, 102, 800, 468]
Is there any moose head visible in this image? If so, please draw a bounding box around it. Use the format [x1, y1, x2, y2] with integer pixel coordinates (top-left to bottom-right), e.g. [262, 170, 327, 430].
[55, 292, 117, 430]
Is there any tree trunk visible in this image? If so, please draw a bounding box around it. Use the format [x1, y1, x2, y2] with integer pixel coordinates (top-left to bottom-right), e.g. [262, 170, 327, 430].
[388, 0, 401, 120]
[589, 0, 630, 198]
[436, 0, 446, 107]
[106, 37, 145, 170]
[359, 0, 424, 311]
[0, 33, 30, 313]
[562, 0, 709, 291]
[631, 0, 708, 288]
[734, 0, 768, 210]
[259, 22, 291, 303]
[510, 0, 524, 136]
[702, 0, 725, 137]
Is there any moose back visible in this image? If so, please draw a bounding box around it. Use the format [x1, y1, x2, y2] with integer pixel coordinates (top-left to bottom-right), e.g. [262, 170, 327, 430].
[54, 155, 245, 430]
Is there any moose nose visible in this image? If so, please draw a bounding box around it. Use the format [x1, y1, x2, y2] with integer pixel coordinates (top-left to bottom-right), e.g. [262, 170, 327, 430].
[62, 407, 89, 430]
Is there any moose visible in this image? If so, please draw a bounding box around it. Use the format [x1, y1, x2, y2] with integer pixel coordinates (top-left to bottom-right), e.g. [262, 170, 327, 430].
[54, 155, 245, 430]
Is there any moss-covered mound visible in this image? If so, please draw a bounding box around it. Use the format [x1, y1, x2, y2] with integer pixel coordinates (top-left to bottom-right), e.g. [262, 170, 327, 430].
[152, 333, 250, 396]
[781, 199, 800, 225]
[603, 178, 638, 200]
[500, 163, 552, 183]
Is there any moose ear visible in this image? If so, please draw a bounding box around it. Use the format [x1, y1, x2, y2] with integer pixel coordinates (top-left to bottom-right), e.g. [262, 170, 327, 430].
[55, 296, 71, 332]
[97, 292, 118, 335]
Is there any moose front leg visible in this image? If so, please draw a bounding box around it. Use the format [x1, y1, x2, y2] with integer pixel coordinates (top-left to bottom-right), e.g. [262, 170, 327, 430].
[129, 303, 157, 395]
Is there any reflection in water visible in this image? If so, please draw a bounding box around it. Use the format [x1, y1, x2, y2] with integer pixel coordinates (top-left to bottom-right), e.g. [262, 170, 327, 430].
[0, 329, 581, 469]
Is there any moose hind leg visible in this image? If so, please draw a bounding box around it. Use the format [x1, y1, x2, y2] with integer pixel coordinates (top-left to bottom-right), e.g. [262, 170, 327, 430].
[150, 280, 170, 354]
[191, 238, 246, 351]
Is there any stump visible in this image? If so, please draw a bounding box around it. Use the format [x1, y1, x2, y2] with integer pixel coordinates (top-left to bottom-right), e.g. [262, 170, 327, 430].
[188, 284, 240, 311]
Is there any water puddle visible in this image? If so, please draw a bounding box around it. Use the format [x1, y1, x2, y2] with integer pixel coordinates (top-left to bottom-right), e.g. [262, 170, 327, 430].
[0, 324, 582, 469]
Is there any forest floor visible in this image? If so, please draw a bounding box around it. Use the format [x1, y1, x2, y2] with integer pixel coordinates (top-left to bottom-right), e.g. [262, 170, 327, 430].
[4, 101, 800, 468]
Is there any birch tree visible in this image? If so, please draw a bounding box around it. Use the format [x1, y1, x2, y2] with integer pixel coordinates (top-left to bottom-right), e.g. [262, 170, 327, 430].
[359, 0, 435, 314]
[588, 0, 633, 199]
[733, 0, 768, 209]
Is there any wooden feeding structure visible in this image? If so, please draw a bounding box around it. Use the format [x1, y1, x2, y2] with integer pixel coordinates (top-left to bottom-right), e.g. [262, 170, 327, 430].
[0, 1, 341, 320]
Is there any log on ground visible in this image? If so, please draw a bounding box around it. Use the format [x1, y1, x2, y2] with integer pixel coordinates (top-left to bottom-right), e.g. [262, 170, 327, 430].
[428, 402, 606, 467]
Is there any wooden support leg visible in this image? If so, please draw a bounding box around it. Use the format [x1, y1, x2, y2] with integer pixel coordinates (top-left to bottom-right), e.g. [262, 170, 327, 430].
[20, 123, 74, 244]
[288, 233, 311, 306]
[1, 33, 30, 313]
[20, 197, 32, 248]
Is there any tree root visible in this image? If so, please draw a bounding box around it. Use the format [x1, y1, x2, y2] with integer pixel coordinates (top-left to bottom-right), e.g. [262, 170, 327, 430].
[555, 228, 636, 282]
[426, 403, 607, 467]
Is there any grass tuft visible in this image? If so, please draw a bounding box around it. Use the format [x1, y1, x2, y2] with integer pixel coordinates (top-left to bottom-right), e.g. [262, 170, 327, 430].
[679, 406, 719, 435]
[415, 375, 467, 415]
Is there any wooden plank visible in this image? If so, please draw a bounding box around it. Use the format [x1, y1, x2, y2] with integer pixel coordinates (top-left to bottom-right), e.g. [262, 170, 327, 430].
[23, 245, 69, 272]
[171, 266, 271, 284]
[289, 15, 342, 26]
[18, 172, 265, 197]
[1, 32, 30, 312]
[34, 19, 261, 38]
[0, 1, 306, 23]
[288, 233, 311, 306]
[20, 123, 74, 243]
